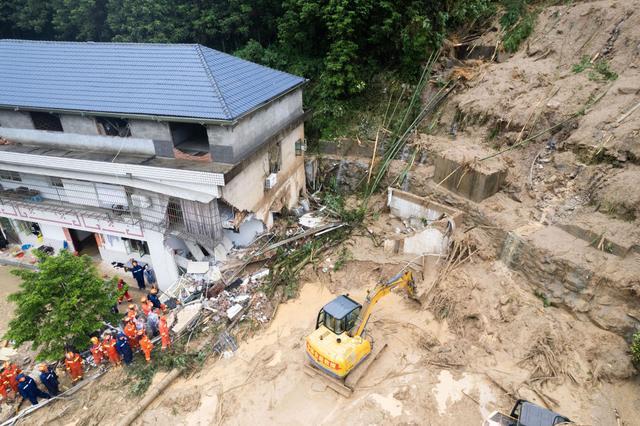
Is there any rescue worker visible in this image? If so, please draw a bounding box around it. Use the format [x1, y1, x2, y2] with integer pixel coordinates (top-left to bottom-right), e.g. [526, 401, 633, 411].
[38, 363, 60, 396]
[124, 318, 139, 349]
[102, 334, 121, 366]
[3, 361, 20, 393]
[17, 374, 50, 406]
[127, 260, 146, 290]
[89, 337, 104, 365]
[139, 334, 153, 363]
[147, 308, 160, 337]
[117, 278, 133, 304]
[135, 317, 146, 341]
[125, 304, 137, 322]
[0, 371, 9, 402]
[147, 287, 164, 311]
[115, 333, 133, 365]
[64, 351, 84, 383]
[140, 297, 152, 317]
[159, 315, 171, 351]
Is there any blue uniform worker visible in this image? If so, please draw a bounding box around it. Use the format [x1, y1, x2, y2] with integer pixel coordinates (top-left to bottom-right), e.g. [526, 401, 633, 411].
[116, 333, 133, 365]
[17, 374, 50, 405]
[38, 364, 60, 396]
[147, 291, 162, 310]
[129, 261, 146, 290]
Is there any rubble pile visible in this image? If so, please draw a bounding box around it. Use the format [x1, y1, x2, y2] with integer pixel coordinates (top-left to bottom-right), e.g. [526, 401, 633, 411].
[203, 268, 273, 325]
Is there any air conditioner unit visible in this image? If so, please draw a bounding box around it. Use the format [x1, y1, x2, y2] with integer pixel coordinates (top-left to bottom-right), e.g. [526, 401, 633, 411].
[131, 194, 152, 208]
[265, 173, 278, 190]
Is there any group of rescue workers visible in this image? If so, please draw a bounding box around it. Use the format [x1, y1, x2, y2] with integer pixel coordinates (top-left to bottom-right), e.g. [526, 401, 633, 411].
[0, 275, 173, 407]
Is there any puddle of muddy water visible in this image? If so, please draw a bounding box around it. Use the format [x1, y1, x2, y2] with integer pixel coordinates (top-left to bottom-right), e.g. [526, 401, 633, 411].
[432, 370, 496, 419]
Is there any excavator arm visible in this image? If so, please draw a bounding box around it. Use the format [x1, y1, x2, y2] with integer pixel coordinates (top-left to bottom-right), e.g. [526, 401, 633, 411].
[349, 271, 416, 338]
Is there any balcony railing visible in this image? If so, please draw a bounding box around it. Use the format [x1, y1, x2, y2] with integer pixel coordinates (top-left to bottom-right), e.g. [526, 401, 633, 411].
[0, 178, 223, 244]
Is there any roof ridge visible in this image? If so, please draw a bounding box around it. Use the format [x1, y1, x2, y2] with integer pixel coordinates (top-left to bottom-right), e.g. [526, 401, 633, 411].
[194, 44, 232, 121]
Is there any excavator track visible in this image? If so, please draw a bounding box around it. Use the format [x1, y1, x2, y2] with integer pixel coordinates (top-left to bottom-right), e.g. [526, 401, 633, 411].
[303, 340, 388, 397]
[344, 340, 387, 389]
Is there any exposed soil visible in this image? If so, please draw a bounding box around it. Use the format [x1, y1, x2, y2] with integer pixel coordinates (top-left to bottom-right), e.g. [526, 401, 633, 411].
[12, 1, 640, 425]
[0, 266, 21, 336]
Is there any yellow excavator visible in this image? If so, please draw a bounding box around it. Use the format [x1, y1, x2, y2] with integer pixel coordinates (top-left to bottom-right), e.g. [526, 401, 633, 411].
[304, 270, 416, 396]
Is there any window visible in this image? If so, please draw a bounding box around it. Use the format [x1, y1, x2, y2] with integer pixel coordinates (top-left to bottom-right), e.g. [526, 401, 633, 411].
[31, 112, 63, 132]
[169, 122, 209, 154]
[123, 238, 150, 256]
[295, 139, 306, 156]
[96, 117, 131, 137]
[50, 177, 64, 188]
[0, 171, 21, 182]
[345, 307, 361, 332]
[268, 142, 282, 173]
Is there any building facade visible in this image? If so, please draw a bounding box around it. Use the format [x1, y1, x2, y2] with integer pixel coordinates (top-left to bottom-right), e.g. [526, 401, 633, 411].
[0, 40, 307, 289]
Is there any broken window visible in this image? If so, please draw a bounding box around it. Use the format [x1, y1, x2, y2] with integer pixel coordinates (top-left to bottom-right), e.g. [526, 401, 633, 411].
[96, 117, 131, 137]
[50, 177, 63, 188]
[123, 238, 150, 256]
[0, 170, 21, 182]
[268, 142, 282, 173]
[169, 122, 209, 155]
[295, 139, 306, 156]
[31, 112, 63, 132]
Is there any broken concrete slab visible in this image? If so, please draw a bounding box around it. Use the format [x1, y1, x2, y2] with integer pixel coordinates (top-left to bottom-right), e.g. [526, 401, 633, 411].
[432, 143, 507, 202]
[387, 187, 463, 227]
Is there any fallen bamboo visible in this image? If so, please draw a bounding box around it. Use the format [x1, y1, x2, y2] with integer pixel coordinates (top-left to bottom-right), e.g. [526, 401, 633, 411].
[116, 369, 183, 426]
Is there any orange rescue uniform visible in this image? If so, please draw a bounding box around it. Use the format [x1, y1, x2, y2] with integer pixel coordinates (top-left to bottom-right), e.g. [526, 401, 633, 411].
[90, 342, 104, 365]
[3, 364, 20, 393]
[103, 337, 121, 365]
[139, 335, 153, 362]
[124, 322, 139, 349]
[65, 353, 84, 382]
[159, 319, 171, 350]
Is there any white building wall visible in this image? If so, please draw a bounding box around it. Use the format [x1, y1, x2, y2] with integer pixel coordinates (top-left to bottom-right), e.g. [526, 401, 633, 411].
[222, 123, 305, 226]
[0, 202, 177, 290]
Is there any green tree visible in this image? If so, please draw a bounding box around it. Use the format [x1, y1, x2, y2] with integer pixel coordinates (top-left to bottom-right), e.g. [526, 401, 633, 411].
[51, 0, 110, 41]
[4, 250, 120, 360]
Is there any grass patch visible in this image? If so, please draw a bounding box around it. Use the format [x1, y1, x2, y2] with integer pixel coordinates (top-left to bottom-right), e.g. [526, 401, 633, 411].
[500, 0, 538, 53]
[632, 331, 640, 365]
[572, 55, 618, 81]
[534, 290, 551, 308]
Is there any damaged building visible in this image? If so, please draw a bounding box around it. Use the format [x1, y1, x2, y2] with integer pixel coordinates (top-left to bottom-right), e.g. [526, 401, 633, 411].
[0, 40, 307, 289]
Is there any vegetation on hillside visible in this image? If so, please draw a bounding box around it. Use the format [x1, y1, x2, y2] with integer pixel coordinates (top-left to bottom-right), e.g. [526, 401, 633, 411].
[0, 0, 535, 140]
[4, 251, 120, 360]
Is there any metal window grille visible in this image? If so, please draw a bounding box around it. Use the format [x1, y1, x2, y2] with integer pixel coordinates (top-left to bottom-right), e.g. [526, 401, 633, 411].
[0, 171, 21, 182]
[0, 171, 223, 244]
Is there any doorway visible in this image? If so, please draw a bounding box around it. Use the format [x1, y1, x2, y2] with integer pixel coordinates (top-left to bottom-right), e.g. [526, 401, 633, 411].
[68, 229, 99, 258]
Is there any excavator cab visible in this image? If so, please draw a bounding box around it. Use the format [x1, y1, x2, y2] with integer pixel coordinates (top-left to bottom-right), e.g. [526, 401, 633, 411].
[315, 295, 362, 335]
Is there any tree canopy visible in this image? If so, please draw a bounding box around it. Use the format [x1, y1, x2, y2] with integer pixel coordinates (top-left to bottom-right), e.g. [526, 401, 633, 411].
[5, 250, 120, 360]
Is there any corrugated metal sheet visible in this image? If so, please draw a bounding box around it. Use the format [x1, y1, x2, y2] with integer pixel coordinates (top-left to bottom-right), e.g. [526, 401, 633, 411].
[0, 40, 305, 121]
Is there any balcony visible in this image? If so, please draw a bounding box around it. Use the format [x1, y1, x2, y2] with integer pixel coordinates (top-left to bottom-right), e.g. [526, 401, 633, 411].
[0, 179, 222, 244]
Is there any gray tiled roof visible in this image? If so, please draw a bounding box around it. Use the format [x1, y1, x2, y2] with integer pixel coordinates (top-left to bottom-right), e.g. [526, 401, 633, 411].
[0, 40, 305, 122]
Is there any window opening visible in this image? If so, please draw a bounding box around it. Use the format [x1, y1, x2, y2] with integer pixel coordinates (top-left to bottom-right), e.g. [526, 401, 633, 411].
[96, 117, 131, 137]
[268, 142, 281, 173]
[31, 112, 63, 132]
[123, 238, 150, 256]
[0, 171, 21, 182]
[169, 122, 209, 155]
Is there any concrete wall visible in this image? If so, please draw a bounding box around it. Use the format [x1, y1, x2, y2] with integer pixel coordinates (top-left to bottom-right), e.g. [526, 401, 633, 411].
[60, 115, 99, 135]
[0, 127, 156, 155]
[8, 214, 178, 290]
[208, 89, 303, 164]
[129, 119, 172, 140]
[222, 123, 305, 226]
[0, 110, 34, 129]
